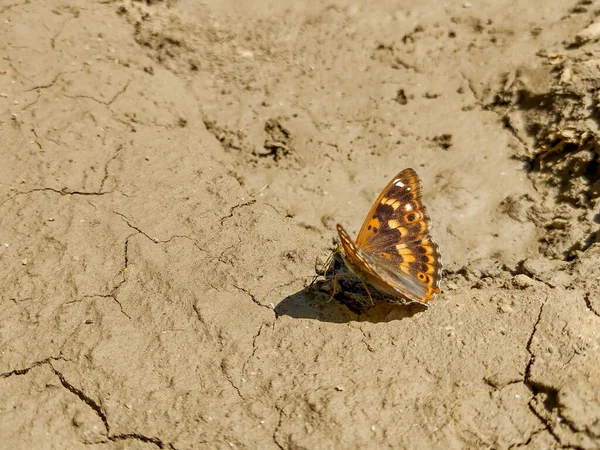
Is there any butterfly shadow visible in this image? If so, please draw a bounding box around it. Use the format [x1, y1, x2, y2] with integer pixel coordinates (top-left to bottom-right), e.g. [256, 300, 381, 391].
[275, 254, 427, 323]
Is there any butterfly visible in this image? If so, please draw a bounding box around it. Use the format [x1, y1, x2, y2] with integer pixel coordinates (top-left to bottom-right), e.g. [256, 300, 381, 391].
[335, 168, 442, 306]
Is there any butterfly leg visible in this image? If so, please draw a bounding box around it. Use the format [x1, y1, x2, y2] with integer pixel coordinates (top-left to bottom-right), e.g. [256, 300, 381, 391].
[357, 277, 375, 306]
[328, 273, 341, 303]
[327, 272, 353, 303]
[328, 274, 374, 306]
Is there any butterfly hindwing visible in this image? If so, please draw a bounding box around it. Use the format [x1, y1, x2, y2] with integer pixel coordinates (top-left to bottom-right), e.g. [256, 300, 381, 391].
[369, 235, 442, 304]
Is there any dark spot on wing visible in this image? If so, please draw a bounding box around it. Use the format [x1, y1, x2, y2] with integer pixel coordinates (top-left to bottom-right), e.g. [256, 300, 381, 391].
[375, 203, 395, 220]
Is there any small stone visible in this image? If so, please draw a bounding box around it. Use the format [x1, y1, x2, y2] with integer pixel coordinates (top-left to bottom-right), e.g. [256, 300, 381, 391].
[548, 218, 568, 230]
[576, 21, 600, 44]
[560, 67, 572, 84]
[237, 48, 254, 59]
[512, 274, 535, 289]
[445, 280, 458, 290]
[498, 300, 514, 314]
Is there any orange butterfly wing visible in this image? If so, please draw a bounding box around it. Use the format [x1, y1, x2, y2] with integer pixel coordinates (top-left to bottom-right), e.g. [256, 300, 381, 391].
[338, 168, 442, 304]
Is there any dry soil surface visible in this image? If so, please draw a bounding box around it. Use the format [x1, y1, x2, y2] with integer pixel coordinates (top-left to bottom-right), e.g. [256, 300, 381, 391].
[1, 0, 600, 449]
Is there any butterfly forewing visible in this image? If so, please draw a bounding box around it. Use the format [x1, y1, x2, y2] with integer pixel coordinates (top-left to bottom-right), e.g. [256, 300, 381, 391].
[337, 224, 380, 279]
[356, 168, 427, 250]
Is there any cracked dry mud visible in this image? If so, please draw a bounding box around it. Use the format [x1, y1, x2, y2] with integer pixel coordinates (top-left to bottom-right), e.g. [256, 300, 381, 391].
[1, 1, 599, 449]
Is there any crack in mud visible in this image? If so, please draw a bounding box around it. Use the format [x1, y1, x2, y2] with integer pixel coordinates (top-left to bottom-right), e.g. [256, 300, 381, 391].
[272, 405, 285, 450]
[220, 199, 256, 225]
[64, 213, 215, 322]
[100, 143, 123, 192]
[110, 218, 214, 320]
[114, 211, 160, 243]
[522, 300, 566, 446]
[0, 188, 114, 209]
[111, 433, 171, 449]
[64, 80, 131, 106]
[50, 20, 67, 50]
[232, 284, 274, 312]
[241, 323, 271, 377]
[123, 234, 131, 270]
[220, 360, 244, 401]
[82, 293, 131, 319]
[62, 232, 134, 320]
[30, 125, 43, 151]
[584, 292, 600, 318]
[216, 235, 242, 267]
[49, 363, 111, 432]
[30, 187, 113, 197]
[114, 211, 209, 254]
[191, 303, 208, 327]
[521, 295, 600, 443]
[24, 72, 65, 92]
[16, 91, 42, 111]
[0, 356, 65, 379]
[49, 362, 168, 449]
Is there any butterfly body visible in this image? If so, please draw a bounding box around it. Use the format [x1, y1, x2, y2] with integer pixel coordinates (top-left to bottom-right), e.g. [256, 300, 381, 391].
[336, 168, 442, 306]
